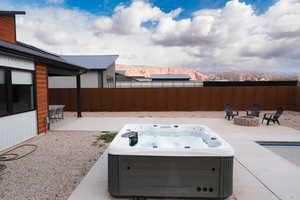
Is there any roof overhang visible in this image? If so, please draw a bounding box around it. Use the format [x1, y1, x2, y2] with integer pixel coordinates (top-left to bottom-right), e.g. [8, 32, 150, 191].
[60, 55, 118, 70]
[0, 11, 26, 16]
[0, 45, 87, 76]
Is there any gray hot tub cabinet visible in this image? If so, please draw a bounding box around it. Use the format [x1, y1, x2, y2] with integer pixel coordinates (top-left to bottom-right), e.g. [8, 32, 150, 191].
[108, 154, 233, 199]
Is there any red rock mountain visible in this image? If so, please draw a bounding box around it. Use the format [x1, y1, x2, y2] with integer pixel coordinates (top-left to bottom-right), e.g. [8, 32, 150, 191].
[116, 65, 297, 81]
[116, 65, 208, 81]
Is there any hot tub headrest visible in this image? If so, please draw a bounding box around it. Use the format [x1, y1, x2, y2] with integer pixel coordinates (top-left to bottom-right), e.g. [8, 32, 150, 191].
[128, 132, 138, 146]
[121, 131, 138, 138]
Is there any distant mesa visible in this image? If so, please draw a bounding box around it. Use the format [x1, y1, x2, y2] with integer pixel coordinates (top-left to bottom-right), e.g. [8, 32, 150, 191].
[116, 65, 297, 81]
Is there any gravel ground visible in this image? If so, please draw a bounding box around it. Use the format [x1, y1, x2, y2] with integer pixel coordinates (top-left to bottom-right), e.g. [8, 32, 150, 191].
[0, 131, 107, 200]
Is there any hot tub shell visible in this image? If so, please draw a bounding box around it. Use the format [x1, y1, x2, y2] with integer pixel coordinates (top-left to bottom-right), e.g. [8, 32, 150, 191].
[108, 124, 234, 199]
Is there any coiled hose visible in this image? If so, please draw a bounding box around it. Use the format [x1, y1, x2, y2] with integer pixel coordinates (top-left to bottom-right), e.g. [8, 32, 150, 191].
[0, 144, 38, 175]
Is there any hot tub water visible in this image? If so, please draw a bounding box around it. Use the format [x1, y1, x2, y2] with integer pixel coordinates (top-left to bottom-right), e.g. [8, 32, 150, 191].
[137, 128, 221, 148]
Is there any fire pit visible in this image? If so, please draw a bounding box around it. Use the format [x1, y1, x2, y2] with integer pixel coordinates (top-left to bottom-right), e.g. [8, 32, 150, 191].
[234, 116, 260, 127]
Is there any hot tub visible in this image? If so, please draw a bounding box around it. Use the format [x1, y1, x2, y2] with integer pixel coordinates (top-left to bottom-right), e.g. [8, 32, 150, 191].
[108, 124, 234, 199]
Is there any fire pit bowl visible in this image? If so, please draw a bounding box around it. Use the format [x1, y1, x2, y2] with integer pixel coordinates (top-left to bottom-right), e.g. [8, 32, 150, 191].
[234, 116, 260, 127]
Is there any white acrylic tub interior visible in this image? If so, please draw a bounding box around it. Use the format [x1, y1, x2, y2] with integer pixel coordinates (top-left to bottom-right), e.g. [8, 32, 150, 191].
[108, 124, 234, 157]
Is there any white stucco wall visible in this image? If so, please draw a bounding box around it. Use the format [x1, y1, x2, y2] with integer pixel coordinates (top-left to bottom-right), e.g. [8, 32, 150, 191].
[48, 71, 99, 88]
[49, 68, 117, 88]
[0, 54, 35, 70]
[0, 111, 38, 151]
[49, 64, 116, 88]
[48, 76, 76, 88]
[0, 53, 37, 151]
[81, 71, 99, 88]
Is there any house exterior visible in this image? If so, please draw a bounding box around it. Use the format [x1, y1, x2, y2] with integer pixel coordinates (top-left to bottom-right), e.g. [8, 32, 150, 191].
[117, 73, 191, 82]
[49, 55, 118, 88]
[115, 70, 135, 82]
[149, 74, 191, 81]
[115, 73, 201, 88]
[0, 11, 86, 151]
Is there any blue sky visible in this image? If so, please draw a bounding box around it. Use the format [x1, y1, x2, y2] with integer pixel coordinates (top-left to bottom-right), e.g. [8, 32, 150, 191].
[2, 0, 300, 74]
[10, 0, 277, 17]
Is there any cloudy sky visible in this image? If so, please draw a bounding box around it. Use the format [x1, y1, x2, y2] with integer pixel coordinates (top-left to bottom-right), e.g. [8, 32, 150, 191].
[1, 0, 300, 73]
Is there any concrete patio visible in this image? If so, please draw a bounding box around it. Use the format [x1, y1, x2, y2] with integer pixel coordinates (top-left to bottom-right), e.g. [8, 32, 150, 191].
[50, 113, 300, 200]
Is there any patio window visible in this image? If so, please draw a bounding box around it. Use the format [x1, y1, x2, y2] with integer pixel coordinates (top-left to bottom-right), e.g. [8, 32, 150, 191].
[0, 69, 7, 115]
[11, 71, 34, 113]
[0, 68, 35, 117]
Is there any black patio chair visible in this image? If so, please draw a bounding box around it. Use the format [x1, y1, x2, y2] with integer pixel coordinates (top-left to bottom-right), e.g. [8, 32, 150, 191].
[246, 104, 261, 117]
[48, 109, 56, 123]
[224, 104, 239, 120]
[55, 106, 65, 119]
[262, 107, 284, 125]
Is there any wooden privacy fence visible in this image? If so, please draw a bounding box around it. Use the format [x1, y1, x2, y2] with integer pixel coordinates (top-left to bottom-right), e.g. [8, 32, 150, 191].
[297, 87, 300, 111]
[49, 86, 298, 112]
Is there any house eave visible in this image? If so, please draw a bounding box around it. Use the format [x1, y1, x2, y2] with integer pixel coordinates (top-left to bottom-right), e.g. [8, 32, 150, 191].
[0, 46, 87, 74]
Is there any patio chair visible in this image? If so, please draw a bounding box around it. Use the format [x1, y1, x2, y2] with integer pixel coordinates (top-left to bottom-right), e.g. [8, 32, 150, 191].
[48, 109, 56, 123]
[224, 104, 239, 120]
[262, 107, 284, 125]
[55, 106, 65, 119]
[246, 104, 261, 117]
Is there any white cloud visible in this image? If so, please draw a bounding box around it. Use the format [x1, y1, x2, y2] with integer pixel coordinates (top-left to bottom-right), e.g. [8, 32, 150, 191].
[152, 0, 300, 72]
[1, 0, 300, 73]
[94, 0, 164, 34]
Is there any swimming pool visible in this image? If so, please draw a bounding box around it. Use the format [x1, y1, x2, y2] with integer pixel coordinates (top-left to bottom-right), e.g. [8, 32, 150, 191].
[108, 124, 234, 199]
[260, 142, 300, 167]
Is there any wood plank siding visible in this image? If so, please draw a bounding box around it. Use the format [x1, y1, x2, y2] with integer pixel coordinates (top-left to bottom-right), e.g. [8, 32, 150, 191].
[0, 15, 16, 43]
[36, 64, 48, 133]
[297, 87, 300, 112]
[49, 86, 298, 112]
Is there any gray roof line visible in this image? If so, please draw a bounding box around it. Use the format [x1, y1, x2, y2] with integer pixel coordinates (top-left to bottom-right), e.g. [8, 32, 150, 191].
[0, 40, 86, 71]
[0, 11, 26, 15]
[60, 55, 119, 70]
[115, 70, 126, 75]
[16, 41, 61, 58]
[62, 54, 119, 56]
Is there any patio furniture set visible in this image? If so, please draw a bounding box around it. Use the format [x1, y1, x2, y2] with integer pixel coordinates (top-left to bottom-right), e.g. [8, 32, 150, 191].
[48, 105, 65, 123]
[224, 104, 284, 126]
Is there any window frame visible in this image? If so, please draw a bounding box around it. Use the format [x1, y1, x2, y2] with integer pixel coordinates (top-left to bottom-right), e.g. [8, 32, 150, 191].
[0, 66, 36, 118]
[0, 69, 8, 116]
